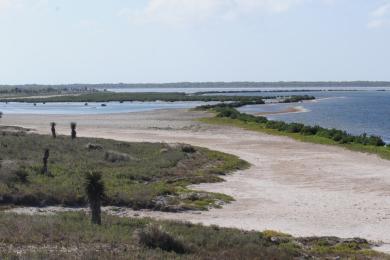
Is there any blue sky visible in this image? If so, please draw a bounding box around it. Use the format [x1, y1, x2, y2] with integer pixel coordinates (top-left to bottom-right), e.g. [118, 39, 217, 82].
[0, 0, 389, 84]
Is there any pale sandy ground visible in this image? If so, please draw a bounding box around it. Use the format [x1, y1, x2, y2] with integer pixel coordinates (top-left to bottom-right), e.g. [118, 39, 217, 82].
[2, 109, 390, 253]
[255, 105, 309, 116]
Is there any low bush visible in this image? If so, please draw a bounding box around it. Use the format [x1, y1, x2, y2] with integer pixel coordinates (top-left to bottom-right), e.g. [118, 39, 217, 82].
[104, 150, 130, 162]
[136, 224, 189, 254]
[181, 145, 196, 154]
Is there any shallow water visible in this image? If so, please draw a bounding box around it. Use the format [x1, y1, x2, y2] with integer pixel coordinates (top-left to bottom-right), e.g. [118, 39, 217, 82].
[0, 101, 209, 115]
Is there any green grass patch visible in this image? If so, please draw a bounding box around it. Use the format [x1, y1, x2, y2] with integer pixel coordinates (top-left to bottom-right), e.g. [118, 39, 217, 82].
[0, 128, 248, 211]
[200, 117, 390, 161]
[0, 212, 385, 259]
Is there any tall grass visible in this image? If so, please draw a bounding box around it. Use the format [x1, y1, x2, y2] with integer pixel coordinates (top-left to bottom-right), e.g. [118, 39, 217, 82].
[0, 129, 248, 211]
[0, 212, 383, 259]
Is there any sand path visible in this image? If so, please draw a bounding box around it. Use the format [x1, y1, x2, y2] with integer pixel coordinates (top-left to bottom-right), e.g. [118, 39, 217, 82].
[1, 109, 390, 250]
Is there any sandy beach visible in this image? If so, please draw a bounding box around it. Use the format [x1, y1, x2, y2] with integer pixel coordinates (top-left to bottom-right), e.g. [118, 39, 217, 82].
[2, 109, 390, 251]
[255, 105, 309, 116]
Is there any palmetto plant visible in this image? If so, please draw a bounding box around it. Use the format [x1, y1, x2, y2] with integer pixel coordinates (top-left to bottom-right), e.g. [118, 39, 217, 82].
[50, 122, 56, 138]
[85, 171, 105, 225]
[70, 122, 77, 139]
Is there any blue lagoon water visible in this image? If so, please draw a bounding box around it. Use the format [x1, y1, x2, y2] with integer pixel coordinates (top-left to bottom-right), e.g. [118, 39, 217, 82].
[237, 91, 390, 143]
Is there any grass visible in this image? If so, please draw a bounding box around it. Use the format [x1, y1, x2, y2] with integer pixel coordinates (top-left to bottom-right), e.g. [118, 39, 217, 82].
[0, 127, 249, 211]
[0, 212, 385, 259]
[200, 117, 390, 161]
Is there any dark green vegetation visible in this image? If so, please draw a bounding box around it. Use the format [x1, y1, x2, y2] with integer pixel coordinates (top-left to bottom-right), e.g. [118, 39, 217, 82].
[200, 106, 390, 160]
[196, 95, 315, 110]
[280, 95, 316, 103]
[0, 91, 271, 103]
[0, 128, 248, 211]
[0, 86, 93, 98]
[0, 212, 385, 259]
[196, 100, 265, 109]
[85, 171, 105, 225]
[0, 92, 260, 103]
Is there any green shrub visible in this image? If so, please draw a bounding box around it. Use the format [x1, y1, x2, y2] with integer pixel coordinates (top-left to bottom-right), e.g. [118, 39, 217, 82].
[181, 145, 196, 154]
[104, 150, 130, 162]
[286, 123, 304, 133]
[210, 107, 387, 147]
[300, 125, 320, 135]
[136, 224, 189, 254]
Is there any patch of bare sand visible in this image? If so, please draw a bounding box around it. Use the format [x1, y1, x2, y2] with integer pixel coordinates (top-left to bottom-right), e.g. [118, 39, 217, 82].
[2, 109, 390, 252]
[255, 105, 309, 116]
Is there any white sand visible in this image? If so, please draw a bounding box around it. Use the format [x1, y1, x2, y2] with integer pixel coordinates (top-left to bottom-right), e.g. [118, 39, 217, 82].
[2, 109, 390, 252]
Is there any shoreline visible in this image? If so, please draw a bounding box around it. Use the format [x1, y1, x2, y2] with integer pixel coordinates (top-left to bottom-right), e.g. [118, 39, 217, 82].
[1, 109, 390, 253]
[254, 105, 309, 116]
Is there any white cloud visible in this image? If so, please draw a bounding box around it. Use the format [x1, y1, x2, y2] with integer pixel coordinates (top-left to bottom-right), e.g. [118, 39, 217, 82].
[119, 0, 307, 25]
[371, 3, 390, 17]
[368, 2, 390, 29]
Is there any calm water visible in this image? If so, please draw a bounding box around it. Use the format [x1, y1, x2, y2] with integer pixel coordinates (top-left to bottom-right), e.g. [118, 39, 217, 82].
[237, 91, 390, 143]
[107, 87, 390, 93]
[1, 89, 389, 142]
[0, 101, 210, 115]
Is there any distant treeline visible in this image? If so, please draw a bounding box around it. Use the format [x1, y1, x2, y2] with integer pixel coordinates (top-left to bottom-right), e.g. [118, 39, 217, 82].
[0, 92, 274, 103]
[0, 86, 95, 95]
[206, 106, 387, 147]
[1, 81, 390, 90]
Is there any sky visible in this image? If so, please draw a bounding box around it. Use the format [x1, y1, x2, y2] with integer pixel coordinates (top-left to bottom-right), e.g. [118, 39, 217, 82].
[0, 0, 390, 84]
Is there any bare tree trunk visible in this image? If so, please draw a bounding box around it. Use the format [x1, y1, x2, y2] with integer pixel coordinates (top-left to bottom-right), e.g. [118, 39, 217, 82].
[42, 149, 49, 175]
[71, 129, 76, 139]
[91, 199, 101, 225]
[51, 127, 56, 138]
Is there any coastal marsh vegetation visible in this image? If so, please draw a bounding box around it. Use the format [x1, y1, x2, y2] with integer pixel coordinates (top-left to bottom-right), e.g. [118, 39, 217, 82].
[199, 106, 390, 160]
[0, 86, 93, 98]
[0, 127, 248, 211]
[195, 95, 315, 110]
[0, 212, 384, 259]
[0, 92, 270, 103]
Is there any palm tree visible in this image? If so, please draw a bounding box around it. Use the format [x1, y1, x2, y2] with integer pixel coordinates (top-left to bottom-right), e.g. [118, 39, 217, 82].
[42, 149, 50, 175]
[85, 171, 105, 225]
[50, 122, 56, 138]
[70, 122, 77, 139]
